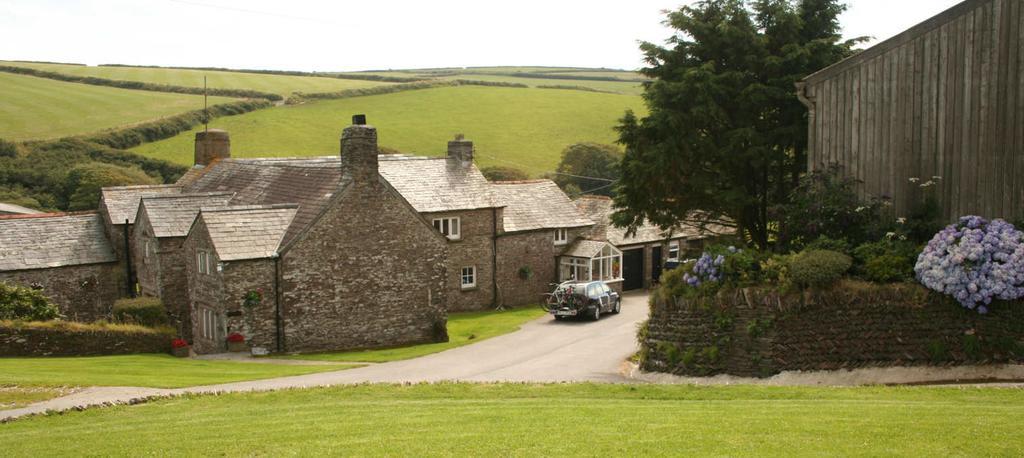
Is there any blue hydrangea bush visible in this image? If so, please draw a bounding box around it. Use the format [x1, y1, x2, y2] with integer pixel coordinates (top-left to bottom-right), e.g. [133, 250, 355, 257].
[914, 216, 1024, 313]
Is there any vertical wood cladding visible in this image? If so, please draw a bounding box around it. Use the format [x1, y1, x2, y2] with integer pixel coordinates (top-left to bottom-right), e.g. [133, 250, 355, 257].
[803, 0, 1023, 220]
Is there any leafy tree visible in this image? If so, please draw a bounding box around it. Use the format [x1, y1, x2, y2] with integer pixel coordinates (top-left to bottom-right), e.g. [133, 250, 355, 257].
[0, 282, 61, 321]
[66, 163, 158, 211]
[613, 0, 861, 249]
[480, 166, 529, 182]
[553, 143, 621, 197]
[0, 138, 17, 158]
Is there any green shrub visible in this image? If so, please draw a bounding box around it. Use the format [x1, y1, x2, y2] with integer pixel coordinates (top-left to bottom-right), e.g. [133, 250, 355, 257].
[863, 255, 915, 283]
[803, 236, 852, 256]
[480, 166, 529, 182]
[112, 297, 168, 327]
[852, 239, 919, 282]
[787, 250, 852, 289]
[65, 162, 159, 210]
[0, 138, 17, 158]
[0, 283, 60, 321]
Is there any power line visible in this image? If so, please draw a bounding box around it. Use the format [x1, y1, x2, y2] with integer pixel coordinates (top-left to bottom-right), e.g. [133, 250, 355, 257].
[474, 151, 616, 183]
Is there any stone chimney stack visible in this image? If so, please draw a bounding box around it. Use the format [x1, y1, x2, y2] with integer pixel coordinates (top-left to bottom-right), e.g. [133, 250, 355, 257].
[341, 114, 378, 183]
[447, 134, 473, 166]
[194, 129, 231, 166]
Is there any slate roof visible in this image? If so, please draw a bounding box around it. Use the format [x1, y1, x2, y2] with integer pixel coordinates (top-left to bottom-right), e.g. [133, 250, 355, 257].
[492, 180, 593, 232]
[378, 156, 497, 213]
[199, 205, 299, 261]
[100, 184, 182, 225]
[562, 239, 612, 259]
[180, 155, 499, 247]
[574, 195, 727, 246]
[0, 213, 117, 271]
[183, 159, 347, 248]
[0, 203, 42, 215]
[139, 193, 234, 238]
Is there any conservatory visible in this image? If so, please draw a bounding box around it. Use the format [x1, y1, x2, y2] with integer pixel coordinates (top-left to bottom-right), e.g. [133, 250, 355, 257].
[559, 240, 623, 284]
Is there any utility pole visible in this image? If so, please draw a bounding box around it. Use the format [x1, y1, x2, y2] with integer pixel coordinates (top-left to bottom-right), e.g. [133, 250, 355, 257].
[204, 75, 209, 132]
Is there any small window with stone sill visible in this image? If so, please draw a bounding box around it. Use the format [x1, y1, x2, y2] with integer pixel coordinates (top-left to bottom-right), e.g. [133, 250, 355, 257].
[461, 266, 476, 289]
[668, 241, 680, 261]
[197, 251, 214, 275]
[554, 228, 568, 245]
[433, 217, 461, 240]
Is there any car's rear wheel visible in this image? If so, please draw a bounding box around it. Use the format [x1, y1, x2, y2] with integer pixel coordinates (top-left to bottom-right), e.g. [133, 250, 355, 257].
[613, 299, 621, 314]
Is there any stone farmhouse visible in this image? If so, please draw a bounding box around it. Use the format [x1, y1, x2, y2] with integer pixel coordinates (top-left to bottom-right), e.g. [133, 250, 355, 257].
[0, 117, 717, 354]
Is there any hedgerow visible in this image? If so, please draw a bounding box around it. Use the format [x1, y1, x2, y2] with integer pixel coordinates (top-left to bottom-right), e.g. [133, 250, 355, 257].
[0, 65, 283, 101]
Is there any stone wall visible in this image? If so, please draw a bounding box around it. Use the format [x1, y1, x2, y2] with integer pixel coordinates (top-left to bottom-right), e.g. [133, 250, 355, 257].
[0, 263, 123, 322]
[642, 282, 1024, 377]
[425, 208, 496, 311]
[156, 237, 191, 338]
[0, 322, 172, 357]
[183, 217, 228, 354]
[496, 227, 590, 307]
[133, 209, 159, 297]
[280, 179, 449, 353]
[221, 259, 277, 354]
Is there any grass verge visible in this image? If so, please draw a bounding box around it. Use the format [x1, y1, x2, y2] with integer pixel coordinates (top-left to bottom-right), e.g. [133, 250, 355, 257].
[1, 383, 1021, 455]
[0, 354, 357, 388]
[0, 386, 75, 410]
[285, 306, 547, 362]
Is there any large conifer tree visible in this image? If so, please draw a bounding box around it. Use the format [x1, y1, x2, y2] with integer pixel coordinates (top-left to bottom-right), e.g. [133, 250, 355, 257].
[613, 0, 861, 249]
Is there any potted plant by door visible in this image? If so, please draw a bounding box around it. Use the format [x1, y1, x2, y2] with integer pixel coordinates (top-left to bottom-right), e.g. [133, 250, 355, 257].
[226, 333, 246, 352]
[171, 338, 190, 358]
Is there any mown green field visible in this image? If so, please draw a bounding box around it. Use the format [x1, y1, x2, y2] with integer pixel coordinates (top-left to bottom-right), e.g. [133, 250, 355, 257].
[1, 61, 393, 97]
[1, 383, 1021, 456]
[0, 72, 235, 141]
[0, 354, 354, 388]
[286, 306, 546, 363]
[133, 86, 645, 175]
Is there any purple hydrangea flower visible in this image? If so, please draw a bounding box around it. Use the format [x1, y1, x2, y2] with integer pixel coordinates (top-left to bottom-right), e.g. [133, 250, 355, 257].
[915, 216, 1024, 313]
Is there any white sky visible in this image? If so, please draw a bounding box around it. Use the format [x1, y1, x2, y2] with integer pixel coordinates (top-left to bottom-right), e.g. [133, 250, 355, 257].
[0, 0, 964, 72]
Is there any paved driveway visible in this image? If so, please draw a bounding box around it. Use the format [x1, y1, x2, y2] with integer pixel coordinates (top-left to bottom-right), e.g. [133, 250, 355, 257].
[1, 291, 650, 421]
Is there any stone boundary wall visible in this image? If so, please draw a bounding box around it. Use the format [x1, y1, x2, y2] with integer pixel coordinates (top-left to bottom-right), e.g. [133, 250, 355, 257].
[641, 282, 1024, 377]
[0, 322, 172, 357]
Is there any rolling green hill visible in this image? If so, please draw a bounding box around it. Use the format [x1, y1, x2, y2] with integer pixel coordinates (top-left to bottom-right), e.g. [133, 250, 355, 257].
[0, 61, 393, 97]
[132, 85, 646, 175]
[437, 74, 643, 95]
[0, 72, 235, 141]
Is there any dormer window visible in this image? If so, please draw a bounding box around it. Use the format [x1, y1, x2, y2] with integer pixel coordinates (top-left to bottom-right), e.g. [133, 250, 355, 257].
[433, 217, 461, 240]
[554, 228, 568, 245]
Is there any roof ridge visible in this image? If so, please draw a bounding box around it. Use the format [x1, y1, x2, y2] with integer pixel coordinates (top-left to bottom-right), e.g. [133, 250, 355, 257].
[142, 191, 234, 201]
[492, 179, 553, 185]
[201, 203, 300, 213]
[0, 211, 98, 220]
[101, 184, 181, 192]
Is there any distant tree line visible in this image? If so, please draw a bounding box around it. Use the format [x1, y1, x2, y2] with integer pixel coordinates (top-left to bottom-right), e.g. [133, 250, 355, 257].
[99, 64, 425, 83]
[288, 79, 527, 104]
[0, 65, 284, 101]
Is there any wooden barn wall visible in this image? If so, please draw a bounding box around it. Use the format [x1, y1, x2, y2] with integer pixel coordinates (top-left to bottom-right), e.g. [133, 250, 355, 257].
[803, 0, 1023, 220]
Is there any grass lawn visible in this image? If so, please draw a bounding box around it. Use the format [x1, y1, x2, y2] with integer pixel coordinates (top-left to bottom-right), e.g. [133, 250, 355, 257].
[1, 383, 1021, 455]
[437, 73, 645, 95]
[1, 61, 392, 97]
[285, 306, 547, 363]
[0, 354, 356, 389]
[0, 72, 235, 141]
[0, 386, 74, 410]
[133, 86, 645, 175]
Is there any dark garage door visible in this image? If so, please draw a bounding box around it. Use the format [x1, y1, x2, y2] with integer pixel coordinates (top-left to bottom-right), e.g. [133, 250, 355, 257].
[622, 248, 644, 291]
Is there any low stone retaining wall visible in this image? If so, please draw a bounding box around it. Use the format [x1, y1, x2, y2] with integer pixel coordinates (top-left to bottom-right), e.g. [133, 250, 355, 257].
[0, 321, 173, 357]
[641, 282, 1024, 377]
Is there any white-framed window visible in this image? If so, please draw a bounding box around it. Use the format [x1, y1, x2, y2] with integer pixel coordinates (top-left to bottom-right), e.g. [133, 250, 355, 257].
[199, 307, 218, 340]
[433, 217, 461, 240]
[554, 228, 568, 245]
[197, 251, 213, 275]
[461, 266, 476, 289]
[559, 244, 623, 282]
[668, 241, 680, 261]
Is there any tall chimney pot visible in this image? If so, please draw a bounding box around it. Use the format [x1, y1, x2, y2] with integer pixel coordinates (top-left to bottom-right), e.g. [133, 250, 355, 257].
[447, 134, 473, 166]
[194, 129, 231, 166]
[341, 118, 378, 183]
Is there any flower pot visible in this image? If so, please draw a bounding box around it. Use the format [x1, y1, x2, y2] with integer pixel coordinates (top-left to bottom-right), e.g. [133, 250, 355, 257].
[172, 346, 190, 358]
[227, 341, 246, 352]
